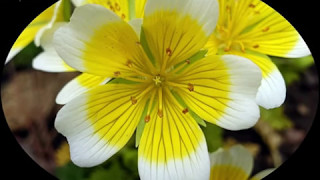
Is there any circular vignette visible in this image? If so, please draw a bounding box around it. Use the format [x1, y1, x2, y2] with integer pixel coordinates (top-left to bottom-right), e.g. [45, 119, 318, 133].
[1, 0, 319, 180]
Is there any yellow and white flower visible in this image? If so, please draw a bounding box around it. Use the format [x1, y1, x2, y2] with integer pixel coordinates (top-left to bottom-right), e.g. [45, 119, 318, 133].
[53, 0, 263, 179]
[210, 145, 275, 180]
[33, 0, 147, 105]
[5, 0, 65, 64]
[205, 0, 311, 109]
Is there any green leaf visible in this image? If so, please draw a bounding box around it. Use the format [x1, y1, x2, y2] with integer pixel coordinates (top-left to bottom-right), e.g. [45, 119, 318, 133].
[260, 107, 292, 130]
[135, 101, 149, 147]
[202, 123, 223, 152]
[55, 162, 87, 180]
[12, 42, 43, 68]
[140, 27, 156, 66]
[62, 0, 72, 22]
[271, 55, 314, 85]
[170, 90, 206, 127]
[108, 78, 140, 84]
[88, 163, 124, 180]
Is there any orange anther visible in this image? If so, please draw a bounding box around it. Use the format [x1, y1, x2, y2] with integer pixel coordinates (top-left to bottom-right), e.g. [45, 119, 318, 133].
[114, 71, 121, 77]
[131, 96, 137, 105]
[157, 109, 163, 118]
[126, 60, 133, 68]
[166, 48, 173, 56]
[249, 3, 256, 8]
[262, 27, 270, 32]
[188, 83, 194, 92]
[145, 115, 150, 122]
[182, 108, 189, 114]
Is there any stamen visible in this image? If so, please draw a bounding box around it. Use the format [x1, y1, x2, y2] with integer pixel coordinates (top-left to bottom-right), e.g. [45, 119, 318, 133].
[144, 115, 150, 123]
[158, 88, 163, 118]
[249, 3, 256, 8]
[182, 108, 189, 114]
[166, 48, 173, 56]
[114, 71, 121, 77]
[185, 59, 191, 64]
[188, 83, 194, 92]
[157, 109, 163, 118]
[115, 3, 120, 11]
[131, 96, 137, 105]
[121, 14, 126, 19]
[253, 44, 260, 49]
[224, 47, 231, 52]
[226, 5, 231, 12]
[126, 60, 133, 68]
[262, 27, 270, 32]
[109, 5, 115, 12]
[146, 91, 156, 120]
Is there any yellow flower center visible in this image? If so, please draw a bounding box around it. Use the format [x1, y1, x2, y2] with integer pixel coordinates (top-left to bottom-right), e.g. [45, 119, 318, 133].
[153, 74, 164, 86]
[214, 2, 271, 53]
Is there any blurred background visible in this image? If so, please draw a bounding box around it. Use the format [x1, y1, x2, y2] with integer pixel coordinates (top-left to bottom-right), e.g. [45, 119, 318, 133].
[1, 1, 318, 180]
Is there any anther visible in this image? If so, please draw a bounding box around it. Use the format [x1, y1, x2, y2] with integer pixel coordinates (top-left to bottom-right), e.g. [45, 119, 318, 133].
[182, 108, 189, 114]
[185, 59, 191, 64]
[126, 60, 133, 68]
[136, 41, 141, 45]
[226, 5, 231, 12]
[249, 3, 256, 8]
[131, 96, 137, 105]
[253, 44, 260, 49]
[188, 83, 194, 92]
[144, 115, 150, 123]
[115, 3, 120, 11]
[114, 71, 121, 77]
[262, 27, 270, 32]
[121, 14, 126, 19]
[224, 47, 231, 52]
[109, 5, 115, 12]
[166, 48, 173, 56]
[157, 109, 163, 118]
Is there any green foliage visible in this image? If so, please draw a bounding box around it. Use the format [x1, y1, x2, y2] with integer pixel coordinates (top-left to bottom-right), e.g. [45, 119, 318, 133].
[272, 55, 314, 85]
[260, 107, 292, 130]
[202, 123, 223, 153]
[62, 0, 73, 22]
[55, 162, 88, 180]
[12, 43, 43, 69]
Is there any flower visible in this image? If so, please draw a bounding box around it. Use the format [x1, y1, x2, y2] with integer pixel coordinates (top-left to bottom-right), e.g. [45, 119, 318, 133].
[209, 145, 275, 180]
[53, 0, 263, 179]
[205, 0, 311, 109]
[5, 0, 65, 64]
[33, 0, 147, 105]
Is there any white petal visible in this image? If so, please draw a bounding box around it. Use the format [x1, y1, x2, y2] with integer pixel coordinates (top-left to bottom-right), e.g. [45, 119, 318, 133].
[56, 73, 110, 104]
[33, 50, 76, 72]
[256, 69, 286, 109]
[144, 0, 219, 36]
[210, 145, 253, 179]
[250, 168, 275, 180]
[55, 84, 147, 167]
[286, 35, 311, 58]
[34, 0, 63, 46]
